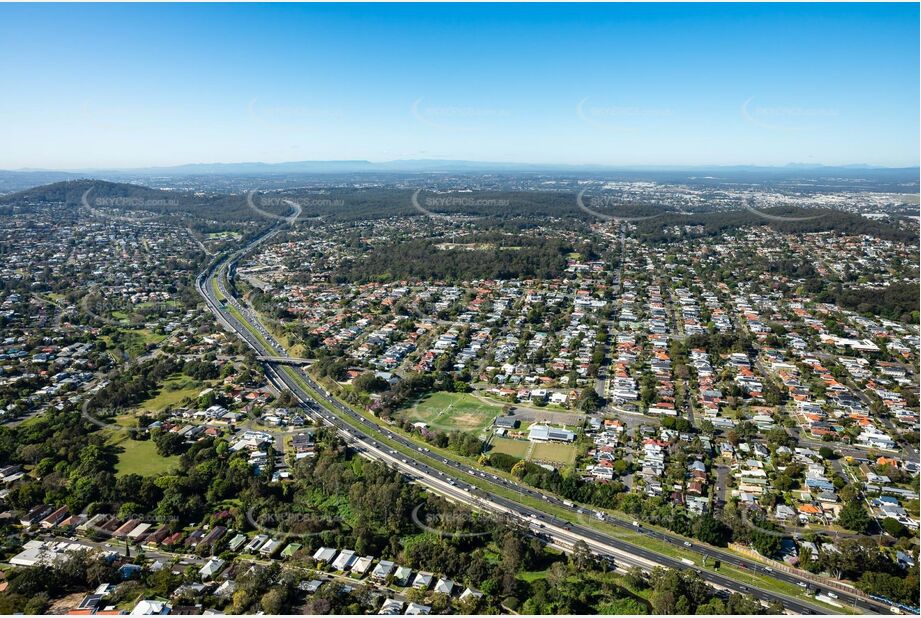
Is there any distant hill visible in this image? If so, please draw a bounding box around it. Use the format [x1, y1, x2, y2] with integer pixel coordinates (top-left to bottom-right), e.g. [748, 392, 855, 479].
[0, 179, 281, 222]
[1, 179, 171, 204]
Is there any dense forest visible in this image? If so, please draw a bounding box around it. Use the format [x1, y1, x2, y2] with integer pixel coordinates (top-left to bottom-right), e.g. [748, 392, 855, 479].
[279, 189, 638, 222]
[811, 281, 920, 323]
[633, 206, 917, 243]
[5, 182, 915, 246]
[334, 233, 585, 283]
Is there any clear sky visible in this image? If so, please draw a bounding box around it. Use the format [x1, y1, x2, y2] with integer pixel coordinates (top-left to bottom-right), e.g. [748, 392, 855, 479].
[1, 3, 918, 169]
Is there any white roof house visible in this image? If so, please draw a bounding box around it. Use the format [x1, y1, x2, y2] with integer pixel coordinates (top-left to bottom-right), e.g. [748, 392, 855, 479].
[9, 539, 92, 567]
[244, 534, 269, 553]
[393, 565, 413, 585]
[199, 557, 225, 580]
[411, 571, 433, 589]
[350, 555, 374, 575]
[459, 588, 483, 601]
[434, 578, 454, 595]
[313, 546, 337, 563]
[127, 522, 152, 540]
[372, 560, 395, 580]
[378, 599, 404, 615]
[332, 549, 357, 571]
[259, 538, 281, 556]
[130, 600, 171, 615]
[404, 603, 431, 615]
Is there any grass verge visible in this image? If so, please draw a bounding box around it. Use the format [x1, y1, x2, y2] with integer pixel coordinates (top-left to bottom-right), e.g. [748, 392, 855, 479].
[215, 275, 843, 614]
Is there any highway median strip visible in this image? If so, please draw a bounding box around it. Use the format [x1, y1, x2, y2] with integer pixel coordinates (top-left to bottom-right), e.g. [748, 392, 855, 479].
[279, 364, 842, 614]
[205, 258, 847, 616]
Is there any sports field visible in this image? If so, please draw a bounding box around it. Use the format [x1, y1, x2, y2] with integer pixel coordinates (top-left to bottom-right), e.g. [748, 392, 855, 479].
[406, 391, 503, 433]
[488, 434, 578, 467]
[530, 442, 578, 466]
[488, 436, 531, 459]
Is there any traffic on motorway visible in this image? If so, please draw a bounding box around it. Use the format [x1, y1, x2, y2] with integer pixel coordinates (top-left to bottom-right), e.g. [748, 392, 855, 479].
[197, 223, 891, 617]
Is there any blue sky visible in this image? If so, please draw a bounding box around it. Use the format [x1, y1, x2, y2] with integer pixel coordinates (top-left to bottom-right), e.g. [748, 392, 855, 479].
[1, 3, 918, 169]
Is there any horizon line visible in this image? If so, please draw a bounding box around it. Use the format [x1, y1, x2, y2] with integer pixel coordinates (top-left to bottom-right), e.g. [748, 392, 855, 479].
[5, 158, 920, 174]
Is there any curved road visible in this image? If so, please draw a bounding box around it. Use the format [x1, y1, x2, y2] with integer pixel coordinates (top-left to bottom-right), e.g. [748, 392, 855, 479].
[196, 221, 891, 616]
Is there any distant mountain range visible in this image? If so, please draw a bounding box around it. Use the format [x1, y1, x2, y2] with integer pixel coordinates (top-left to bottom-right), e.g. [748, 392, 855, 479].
[1, 160, 917, 194]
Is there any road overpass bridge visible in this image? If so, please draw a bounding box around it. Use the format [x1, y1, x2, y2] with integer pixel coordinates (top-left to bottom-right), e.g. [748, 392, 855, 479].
[257, 355, 314, 366]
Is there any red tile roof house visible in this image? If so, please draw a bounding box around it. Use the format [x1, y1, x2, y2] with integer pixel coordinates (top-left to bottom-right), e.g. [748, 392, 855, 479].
[98, 517, 122, 533]
[113, 519, 141, 538]
[40, 505, 69, 529]
[810, 424, 837, 438]
[161, 532, 184, 547]
[144, 526, 171, 547]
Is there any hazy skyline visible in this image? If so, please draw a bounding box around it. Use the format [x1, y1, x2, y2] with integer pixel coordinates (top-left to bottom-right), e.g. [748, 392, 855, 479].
[1, 3, 918, 169]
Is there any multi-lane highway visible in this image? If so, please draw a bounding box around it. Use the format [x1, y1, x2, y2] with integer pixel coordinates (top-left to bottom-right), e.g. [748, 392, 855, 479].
[196, 221, 891, 616]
